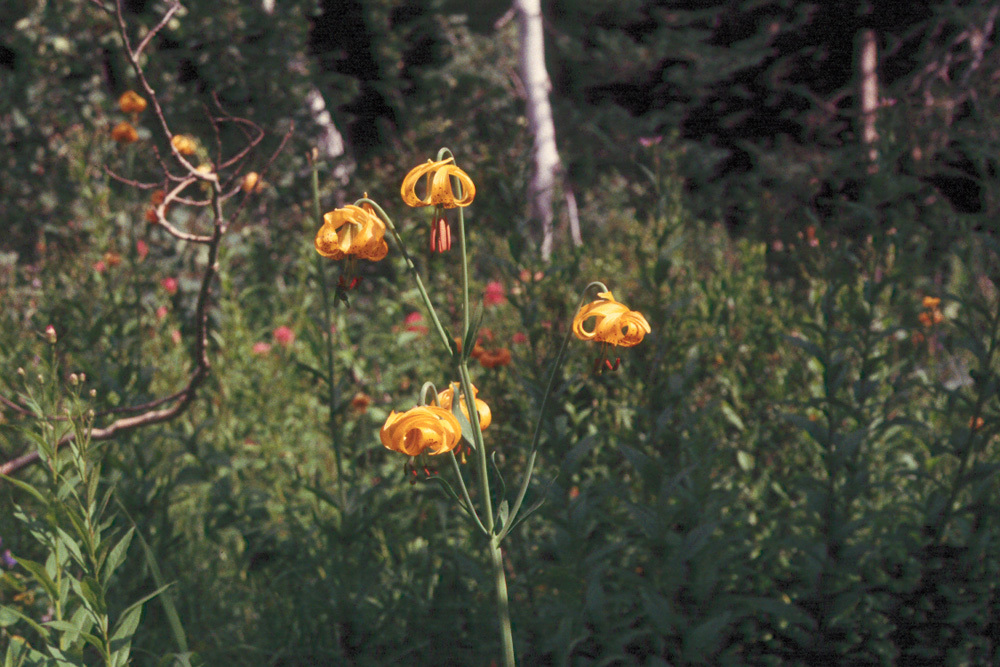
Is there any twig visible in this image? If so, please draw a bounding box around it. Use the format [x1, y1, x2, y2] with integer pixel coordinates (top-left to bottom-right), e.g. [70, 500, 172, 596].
[1, 0, 286, 478]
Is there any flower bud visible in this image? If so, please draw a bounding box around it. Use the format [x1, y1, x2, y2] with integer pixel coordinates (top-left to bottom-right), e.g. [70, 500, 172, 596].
[44, 325, 57, 344]
[69, 373, 79, 386]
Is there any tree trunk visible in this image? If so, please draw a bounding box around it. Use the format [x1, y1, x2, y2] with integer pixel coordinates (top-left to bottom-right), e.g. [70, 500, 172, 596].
[514, 0, 565, 261]
[858, 28, 879, 169]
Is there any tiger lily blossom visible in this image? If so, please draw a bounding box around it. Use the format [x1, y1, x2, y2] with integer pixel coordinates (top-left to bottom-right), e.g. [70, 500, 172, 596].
[380, 405, 463, 456]
[315, 200, 388, 262]
[400, 158, 476, 209]
[437, 382, 491, 431]
[573, 291, 650, 371]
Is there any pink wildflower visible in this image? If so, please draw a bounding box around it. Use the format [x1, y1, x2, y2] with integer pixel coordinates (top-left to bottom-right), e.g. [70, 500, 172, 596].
[170, 329, 182, 345]
[136, 239, 149, 261]
[404, 311, 428, 334]
[273, 325, 295, 346]
[155, 305, 168, 320]
[512, 332, 528, 344]
[483, 281, 505, 306]
[161, 277, 178, 294]
[93, 260, 107, 274]
[252, 341, 272, 355]
[44, 325, 57, 344]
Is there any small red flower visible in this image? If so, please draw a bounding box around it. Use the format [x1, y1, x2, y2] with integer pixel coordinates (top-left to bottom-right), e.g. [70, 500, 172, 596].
[155, 305, 168, 320]
[512, 332, 528, 345]
[161, 277, 178, 294]
[273, 326, 295, 347]
[93, 260, 107, 274]
[404, 311, 428, 334]
[252, 341, 272, 355]
[136, 239, 149, 261]
[483, 281, 505, 306]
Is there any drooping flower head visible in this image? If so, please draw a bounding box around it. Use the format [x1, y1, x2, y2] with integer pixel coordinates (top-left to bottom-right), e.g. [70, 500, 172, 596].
[478, 347, 511, 369]
[314, 202, 388, 262]
[400, 157, 476, 209]
[171, 134, 197, 156]
[573, 291, 650, 347]
[573, 290, 650, 371]
[437, 382, 491, 430]
[111, 122, 138, 144]
[118, 90, 147, 115]
[380, 405, 462, 456]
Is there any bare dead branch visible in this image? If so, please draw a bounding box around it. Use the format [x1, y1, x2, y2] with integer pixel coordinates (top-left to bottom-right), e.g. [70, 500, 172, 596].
[1, 0, 284, 479]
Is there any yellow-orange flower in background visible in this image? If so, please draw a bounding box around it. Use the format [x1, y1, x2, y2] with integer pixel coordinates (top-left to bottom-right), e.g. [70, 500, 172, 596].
[573, 291, 650, 347]
[400, 158, 476, 208]
[380, 405, 462, 456]
[241, 171, 264, 194]
[118, 90, 147, 115]
[437, 382, 491, 430]
[918, 295, 944, 328]
[111, 122, 138, 144]
[171, 134, 197, 156]
[315, 201, 388, 262]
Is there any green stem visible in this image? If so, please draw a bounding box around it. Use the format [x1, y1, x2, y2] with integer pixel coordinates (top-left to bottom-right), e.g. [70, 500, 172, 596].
[358, 198, 452, 352]
[490, 536, 516, 667]
[435, 148, 470, 339]
[311, 160, 345, 505]
[497, 281, 608, 542]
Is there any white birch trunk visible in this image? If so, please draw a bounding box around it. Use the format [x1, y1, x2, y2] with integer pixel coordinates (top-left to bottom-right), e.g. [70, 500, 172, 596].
[306, 86, 352, 184]
[859, 29, 879, 168]
[514, 0, 565, 261]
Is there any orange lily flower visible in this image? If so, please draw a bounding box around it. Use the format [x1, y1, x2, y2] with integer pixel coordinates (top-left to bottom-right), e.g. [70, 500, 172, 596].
[572, 291, 651, 348]
[118, 90, 147, 115]
[437, 382, 491, 430]
[380, 405, 462, 456]
[315, 202, 388, 262]
[111, 122, 138, 144]
[400, 158, 476, 208]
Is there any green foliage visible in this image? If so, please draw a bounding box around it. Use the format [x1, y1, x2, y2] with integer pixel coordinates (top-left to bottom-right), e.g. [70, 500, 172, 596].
[5, 3, 1000, 665]
[0, 357, 162, 666]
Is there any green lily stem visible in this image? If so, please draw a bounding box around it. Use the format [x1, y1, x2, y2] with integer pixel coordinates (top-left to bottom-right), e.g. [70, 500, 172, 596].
[366, 147, 514, 662]
[496, 281, 609, 543]
[448, 449, 488, 535]
[490, 536, 516, 667]
[434, 147, 470, 339]
[441, 149, 514, 665]
[311, 159, 345, 506]
[361, 197, 487, 531]
[358, 198, 452, 353]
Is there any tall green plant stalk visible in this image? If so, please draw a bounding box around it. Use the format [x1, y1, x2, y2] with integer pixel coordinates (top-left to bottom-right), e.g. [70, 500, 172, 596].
[310, 155, 346, 506]
[356, 150, 611, 666]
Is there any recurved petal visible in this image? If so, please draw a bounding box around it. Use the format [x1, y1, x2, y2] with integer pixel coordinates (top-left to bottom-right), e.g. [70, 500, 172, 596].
[572, 300, 628, 341]
[315, 223, 347, 259]
[400, 159, 443, 207]
[380, 406, 462, 456]
[430, 165, 476, 208]
[437, 383, 491, 430]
